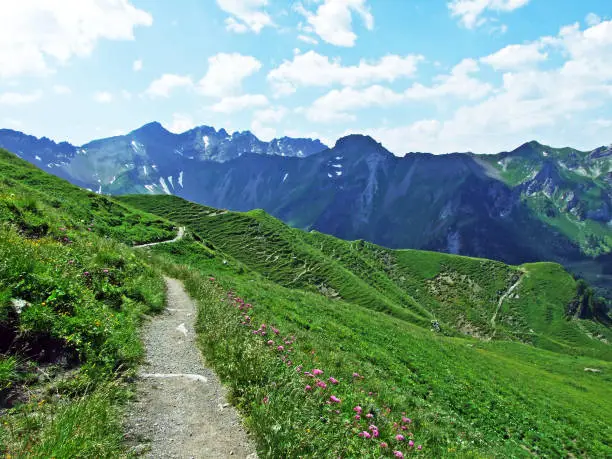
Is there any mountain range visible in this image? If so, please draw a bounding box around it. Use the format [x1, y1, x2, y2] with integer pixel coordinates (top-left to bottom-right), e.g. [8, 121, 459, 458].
[1, 122, 611, 297]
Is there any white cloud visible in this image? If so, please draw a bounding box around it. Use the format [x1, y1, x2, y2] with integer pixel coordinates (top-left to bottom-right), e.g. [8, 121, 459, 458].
[404, 58, 492, 100]
[297, 34, 319, 45]
[93, 91, 113, 103]
[166, 113, 196, 133]
[145, 74, 193, 98]
[53, 85, 72, 95]
[133, 59, 143, 71]
[448, 0, 530, 29]
[0, 0, 152, 79]
[295, 0, 373, 47]
[586, 13, 602, 27]
[198, 53, 262, 98]
[306, 85, 405, 122]
[250, 106, 288, 141]
[216, 0, 273, 33]
[0, 91, 43, 105]
[211, 94, 269, 113]
[481, 43, 547, 70]
[268, 50, 423, 95]
[365, 19, 612, 154]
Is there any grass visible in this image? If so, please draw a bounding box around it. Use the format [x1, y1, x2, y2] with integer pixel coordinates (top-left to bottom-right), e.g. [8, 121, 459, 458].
[0, 149, 172, 457]
[122, 194, 612, 457]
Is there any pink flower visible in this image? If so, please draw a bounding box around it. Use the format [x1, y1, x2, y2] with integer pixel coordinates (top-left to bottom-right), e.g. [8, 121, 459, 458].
[334, 409, 340, 414]
[358, 431, 371, 439]
[305, 385, 312, 391]
[380, 442, 388, 448]
[372, 430, 379, 438]
[368, 425, 378, 431]
[262, 396, 269, 404]
[296, 365, 303, 372]
[267, 340, 274, 345]
[396, 434, 405, 441]
[393, 452, 404, 458]
[402, 417, 411, 424]
[366, 413, 374, 419]
[329, 377, 339, 384]
[260, 323, 266, 329]
[83, 271, 89, 276]
[209, 277, 215, 281]
[354, 415, 361, 420]
[408, 440, 414, 448]
[353, 406, 362, 413]
[277, 345, 284, 351]
[368, 391, 373, 396]
[271, 327, 279, 335]
[316, 381, 327, 389]
[417, 445, 422, 450]
[330, 395, 341, 403]
[352, 372, 360, 378]
[312, 369, 323, 375]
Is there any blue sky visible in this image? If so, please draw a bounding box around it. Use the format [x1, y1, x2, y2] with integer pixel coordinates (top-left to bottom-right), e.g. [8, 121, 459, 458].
[1, 0, 611, 154]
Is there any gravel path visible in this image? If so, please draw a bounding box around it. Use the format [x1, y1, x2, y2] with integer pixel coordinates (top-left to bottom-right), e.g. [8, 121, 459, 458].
[124, 277, 257, 458]
[134, 227, 186, 248]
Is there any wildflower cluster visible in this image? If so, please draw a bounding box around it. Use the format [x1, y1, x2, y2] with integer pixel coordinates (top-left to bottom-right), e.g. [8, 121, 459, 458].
[214, 277, 424, 456]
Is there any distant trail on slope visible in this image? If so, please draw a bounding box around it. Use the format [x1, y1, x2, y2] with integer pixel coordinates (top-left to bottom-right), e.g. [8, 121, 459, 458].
[133, 226, 185, 248]
[491, 274, 524, 333]
[124, 277, 257, 458]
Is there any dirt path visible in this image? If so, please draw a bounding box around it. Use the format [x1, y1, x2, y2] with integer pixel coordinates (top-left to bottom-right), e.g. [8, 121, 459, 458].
[135, 227, 186, 248]
[124, 277, 256, 458]
[491, 274, 523, 330]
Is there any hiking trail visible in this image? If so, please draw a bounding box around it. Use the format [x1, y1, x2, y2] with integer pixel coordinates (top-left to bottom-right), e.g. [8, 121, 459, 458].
[124, 277, 257, 458]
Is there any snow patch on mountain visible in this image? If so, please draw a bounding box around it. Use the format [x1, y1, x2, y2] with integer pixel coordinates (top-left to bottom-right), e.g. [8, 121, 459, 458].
[282, 173, 289, 183]
[178, 171, 184, 188]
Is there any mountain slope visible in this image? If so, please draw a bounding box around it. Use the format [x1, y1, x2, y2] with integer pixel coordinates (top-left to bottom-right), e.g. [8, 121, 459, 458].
[121, 193, 611, 457]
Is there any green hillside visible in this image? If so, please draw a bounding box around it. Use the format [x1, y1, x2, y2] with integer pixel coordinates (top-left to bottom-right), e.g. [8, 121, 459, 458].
[0, 149, 174, 456]
[1, 146, 610, 457]
[121, 194, 612, 457]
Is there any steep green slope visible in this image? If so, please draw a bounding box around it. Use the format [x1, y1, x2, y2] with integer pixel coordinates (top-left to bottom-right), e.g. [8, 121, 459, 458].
[123, 206, 612, 456]
[0, 149, 175, 456]
[121, 194, 611, 357]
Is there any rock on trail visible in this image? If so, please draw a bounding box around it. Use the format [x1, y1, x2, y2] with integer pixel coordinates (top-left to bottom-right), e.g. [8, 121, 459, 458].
[124, 277, 256, 458]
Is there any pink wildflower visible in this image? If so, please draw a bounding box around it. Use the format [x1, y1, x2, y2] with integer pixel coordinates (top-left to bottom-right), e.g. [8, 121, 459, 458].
[312, 369, 323, 375]
[267, 340, 274, 346]
[353, 406, 362, 413]
[296, 365, 303, 372]
[102, 269, 109, 273]
[408, 440, 414, 448]
[366, 413, 374, 419]
[352, 372, 360, 378]
[402, 417, 412, 424]
[368, 425, 378, 431]
[316, 381, 327, 389]
[396, 434, 405, 441]
[305, 385, 312, 391]
[358, 431, 371, 439]
[372, 430, 379, 438]
[83, 271, 89, 276]
[209, 277, 215, 281]
[393, 452, 404, 458]
[329, 377, 339, 384]
[272, 327, 279, 335]
[262, 396, 269, 404]
[354, 415, 361, 420]
[380, 442, 388, 448]
[401, 425, 407, 431]
[277, 345, 284, 351]
[417, 445, 422, 451]
[334, 410, 340, 414]
[330, 395, 341, 403]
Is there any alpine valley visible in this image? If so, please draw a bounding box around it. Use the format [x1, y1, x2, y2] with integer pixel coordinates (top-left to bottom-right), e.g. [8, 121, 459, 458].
[1, 123, 611, 297]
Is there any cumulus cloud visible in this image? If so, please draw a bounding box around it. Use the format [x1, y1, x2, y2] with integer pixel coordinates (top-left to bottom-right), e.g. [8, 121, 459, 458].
[198, 53, 262, 98]
[93, 91, 113, 103]
[0, 0, 152, 79]
[480, 43, 548, 70]
[448, 0, 530, 29]
[268, 51, 423, 96]
[295, 0, 373, 47]
[0, 91, 43, 105]
[211, 94, 269, 113]
[145, 74, 193, 98]
[53, 85, 72, 95]
[166, 113, 196, 133]
[365, 19, 612, 154]
[216, 0, 273, 33]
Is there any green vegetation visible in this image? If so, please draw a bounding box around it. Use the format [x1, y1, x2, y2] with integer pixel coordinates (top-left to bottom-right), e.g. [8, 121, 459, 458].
[123, 194, 611, 457]
[0, 149, 172, 457]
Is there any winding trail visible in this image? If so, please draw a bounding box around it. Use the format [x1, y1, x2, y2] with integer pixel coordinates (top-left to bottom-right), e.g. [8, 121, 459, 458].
[124, 277, 256, 458]
[134, 227, 186, 248]
[491, 274, 524, 330]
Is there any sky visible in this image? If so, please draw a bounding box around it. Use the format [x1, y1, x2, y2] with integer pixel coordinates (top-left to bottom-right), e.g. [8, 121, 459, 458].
[0, 0, 611, 155]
